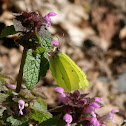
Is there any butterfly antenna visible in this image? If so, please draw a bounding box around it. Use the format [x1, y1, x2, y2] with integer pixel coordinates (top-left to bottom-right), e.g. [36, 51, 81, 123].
[54, 32, 65, 49]
[62, 33, 65, 45]
[60, 33, 65, 49]
[55, 35, 61, 49]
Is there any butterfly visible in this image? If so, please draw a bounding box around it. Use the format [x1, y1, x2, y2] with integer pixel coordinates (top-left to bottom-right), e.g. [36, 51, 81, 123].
[48, 43, 89, 92]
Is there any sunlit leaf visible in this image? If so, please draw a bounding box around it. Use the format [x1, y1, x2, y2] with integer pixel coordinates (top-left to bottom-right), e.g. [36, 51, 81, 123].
[0, 25, 17, 38]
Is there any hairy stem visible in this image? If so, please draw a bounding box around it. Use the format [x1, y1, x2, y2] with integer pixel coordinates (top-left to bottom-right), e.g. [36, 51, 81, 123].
[16, 48, 27, 93]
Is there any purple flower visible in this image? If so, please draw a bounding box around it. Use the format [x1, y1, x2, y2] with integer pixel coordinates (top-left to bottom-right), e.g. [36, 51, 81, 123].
[84, 102, 100, 116]
[95, 97, 102, 102]
[55, 87, 119, 125]
[63, 113, 72, 126]
[83, 99, 87, 104]
[55, 87, 64, 94]
[52, 40, 59, 46]
[18, 100, 25, 115]
[85, 105, 96, 114]
[100, 109, 119, 123]
[55, 87, 67, 103]
[5, 84, 16, 89]
[43, 12, 56, 27]
[87, 116, 100, 126]
[85, 97, 101, 114]
[48, 12, 57, 17]
[92, 102, 101, 108]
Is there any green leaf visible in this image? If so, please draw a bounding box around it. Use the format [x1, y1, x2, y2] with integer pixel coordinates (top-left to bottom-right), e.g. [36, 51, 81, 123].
[19, 89, 36, 100]
[23, 26, 53, 89]
[37, 26, 53, 52]
[37, 26, 53, 77]
[0, 25, 17, 38]
[36, 46, 45, 54]
[0, 69, 13, 88]
[31, 101, 51, 116]
[36, 97, 47, 109]
[24, 49, 49, 89]
[30, 110, 50, 123]
[0, 73, 12, 80]
[0, 81, 8, 92]
[30, 101, 52, 123]
[0, 107, 6, 117]
[23, 49, 41, 89]
[38, 115, 65, 126]
[39, 53, 49, 77]
[0, 93, 8, 102]
[31, 90, 46, 99]
[13, 19, 27, 32]
[0, 73, 9, 103]
[6, 116, 28, 126]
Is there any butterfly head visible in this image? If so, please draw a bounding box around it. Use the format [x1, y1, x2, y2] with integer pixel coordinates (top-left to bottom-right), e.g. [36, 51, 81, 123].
[48, 40, 60, 58]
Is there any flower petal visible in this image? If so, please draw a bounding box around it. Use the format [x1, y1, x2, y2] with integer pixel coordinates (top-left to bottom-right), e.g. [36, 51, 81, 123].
[92, 102, 100, 108]
[18, 100, 25, 115]
[95, 97, 102, 102]
[52, 40, 59, 46]
[48, 12, 56, 17]
[111, 109, 119, 113]
[63, 113, 72, 124]
[5, 84, 16, 89]
[55, 87, 64, 94]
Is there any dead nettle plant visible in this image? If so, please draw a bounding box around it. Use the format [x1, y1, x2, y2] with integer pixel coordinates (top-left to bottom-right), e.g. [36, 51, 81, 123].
[0, 10, 120, 126]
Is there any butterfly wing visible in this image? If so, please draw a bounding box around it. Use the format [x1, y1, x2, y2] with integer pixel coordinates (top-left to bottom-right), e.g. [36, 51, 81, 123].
[58, 53, 89, 91]
[49, 53, 71, 91]
[49, 52, 89, 91]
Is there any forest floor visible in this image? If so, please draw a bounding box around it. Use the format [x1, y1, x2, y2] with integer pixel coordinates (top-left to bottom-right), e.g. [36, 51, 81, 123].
[0, 0, 126, 125]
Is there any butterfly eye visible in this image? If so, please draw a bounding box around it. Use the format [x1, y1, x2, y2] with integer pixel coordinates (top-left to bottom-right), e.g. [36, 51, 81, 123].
[52, 47, 59, 54]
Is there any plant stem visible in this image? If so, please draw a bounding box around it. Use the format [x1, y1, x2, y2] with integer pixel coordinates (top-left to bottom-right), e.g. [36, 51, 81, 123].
[16, 48, 27, 93]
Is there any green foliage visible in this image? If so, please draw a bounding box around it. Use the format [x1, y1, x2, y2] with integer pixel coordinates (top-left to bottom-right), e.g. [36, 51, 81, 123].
[23, 49, 41, 89]
[36, 46, 45, 54]
[37, 26, 53, 52]
[0, 69, 11, 103]
[30, 110, 49, 123]
[0, 11, 67, 126]
[0, 93, 8, 103]
[13, 19, 27, 32]
[0, 107, 6, 117]
[36, 26, 53, 77]
[37, 97, 47, 109]
[38, 115, 65, 126]
[23, 27, 52, 89]
[23, 49, 50, 89]
[0, 25, 17, 38]
[0, 81, 8, 93]
[19, 88, 36, 100]
[39, 53, 49, 77]
[6, 116, 28, 126]
[30, 100, 52, 123]
[0, 68, 12, 85]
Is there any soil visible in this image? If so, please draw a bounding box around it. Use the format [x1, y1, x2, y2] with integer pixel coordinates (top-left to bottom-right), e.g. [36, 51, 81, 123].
[0, 0, 126, 125]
